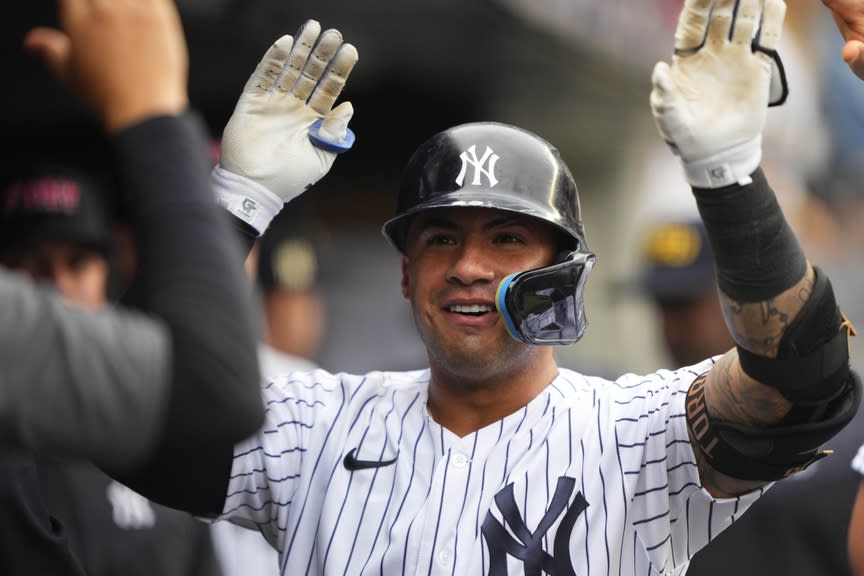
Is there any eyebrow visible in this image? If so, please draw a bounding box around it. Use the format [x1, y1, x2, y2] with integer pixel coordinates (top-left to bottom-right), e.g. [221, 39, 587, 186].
[416, 212, 526, 232]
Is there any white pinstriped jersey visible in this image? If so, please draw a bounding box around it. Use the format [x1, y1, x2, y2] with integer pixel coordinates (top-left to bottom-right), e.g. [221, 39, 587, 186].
[853, 444, 864, 476]
[219, 357, 766, 575]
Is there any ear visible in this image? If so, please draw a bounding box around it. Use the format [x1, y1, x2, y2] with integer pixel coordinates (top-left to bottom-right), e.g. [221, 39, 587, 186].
[400, 254, 410, 300]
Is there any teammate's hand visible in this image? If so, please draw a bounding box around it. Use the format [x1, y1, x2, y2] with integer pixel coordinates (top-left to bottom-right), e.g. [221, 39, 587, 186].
[823, 0, 864, 80]
[219, 20, 358, 204]
[650, 0, 786, 188]
[22, 0, 189, 133]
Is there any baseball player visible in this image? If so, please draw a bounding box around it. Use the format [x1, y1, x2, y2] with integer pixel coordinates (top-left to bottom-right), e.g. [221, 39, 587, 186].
[117, 1, 860, 575]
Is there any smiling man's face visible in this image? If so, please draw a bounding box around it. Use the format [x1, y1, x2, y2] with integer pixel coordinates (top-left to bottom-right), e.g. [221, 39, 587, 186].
[401, 207, 559, 383]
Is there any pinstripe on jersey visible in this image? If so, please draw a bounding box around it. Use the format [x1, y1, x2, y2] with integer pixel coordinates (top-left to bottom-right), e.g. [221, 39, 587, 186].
[219, 357, 766, 575]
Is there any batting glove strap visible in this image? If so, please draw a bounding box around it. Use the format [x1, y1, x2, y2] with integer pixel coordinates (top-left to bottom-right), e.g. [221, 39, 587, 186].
[682, 135, 762, 189]
[212, 165, 283, 236]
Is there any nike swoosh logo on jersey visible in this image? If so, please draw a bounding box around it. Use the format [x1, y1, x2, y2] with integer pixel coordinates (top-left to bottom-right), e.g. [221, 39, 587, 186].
[343, 448, 397, 471]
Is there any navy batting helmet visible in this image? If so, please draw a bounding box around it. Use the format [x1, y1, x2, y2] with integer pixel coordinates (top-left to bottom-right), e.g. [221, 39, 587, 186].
[382, 122, 595, 346]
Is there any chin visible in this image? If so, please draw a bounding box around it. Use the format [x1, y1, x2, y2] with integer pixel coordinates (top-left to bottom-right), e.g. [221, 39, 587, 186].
[433, 337, 525, 380]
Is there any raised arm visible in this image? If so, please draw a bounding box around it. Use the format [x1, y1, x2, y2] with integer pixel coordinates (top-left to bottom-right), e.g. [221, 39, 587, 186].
[116, 19, 357, 515]
[12, 0, 263, 509]
[211, 19, 358, 255]
[650, 0, 860, 496]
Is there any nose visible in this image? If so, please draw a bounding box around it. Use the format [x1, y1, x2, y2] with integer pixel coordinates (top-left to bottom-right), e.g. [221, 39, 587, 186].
[446, 237, 496, 286]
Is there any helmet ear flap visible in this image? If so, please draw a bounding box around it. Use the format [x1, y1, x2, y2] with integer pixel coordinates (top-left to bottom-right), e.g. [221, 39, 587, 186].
[495, 251, 596, 346]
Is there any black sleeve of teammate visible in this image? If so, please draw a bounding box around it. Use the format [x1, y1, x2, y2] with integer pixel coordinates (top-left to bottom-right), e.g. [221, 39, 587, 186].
[105, 112, 262, 516]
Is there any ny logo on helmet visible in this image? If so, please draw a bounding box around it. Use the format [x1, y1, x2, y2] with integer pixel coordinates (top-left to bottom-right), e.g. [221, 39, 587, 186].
[456, 145, 499, 188]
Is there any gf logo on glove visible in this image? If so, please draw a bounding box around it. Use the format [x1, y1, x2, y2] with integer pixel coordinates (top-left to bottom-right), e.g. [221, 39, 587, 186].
[240, 197, 258, 218]
[708, 166, 730, 186]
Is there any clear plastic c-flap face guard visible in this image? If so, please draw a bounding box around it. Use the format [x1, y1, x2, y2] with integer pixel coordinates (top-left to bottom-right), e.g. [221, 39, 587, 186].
[495, 251, 596, 346]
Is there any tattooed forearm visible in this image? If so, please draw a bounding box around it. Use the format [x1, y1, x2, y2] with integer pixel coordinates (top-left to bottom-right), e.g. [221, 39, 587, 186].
[720, 266, 815, 357]
[693, 266, 816, 496]
[703, 267, 815, 429]
[704, 351, 790, 427]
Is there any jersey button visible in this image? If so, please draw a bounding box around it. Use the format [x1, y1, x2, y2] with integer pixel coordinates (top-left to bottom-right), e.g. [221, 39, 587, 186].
[437, 549, 453, 567]
[452, 452, 470, 468]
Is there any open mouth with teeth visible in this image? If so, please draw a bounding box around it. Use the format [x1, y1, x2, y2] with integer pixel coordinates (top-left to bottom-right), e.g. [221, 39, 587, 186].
[448, 304, 496, 316]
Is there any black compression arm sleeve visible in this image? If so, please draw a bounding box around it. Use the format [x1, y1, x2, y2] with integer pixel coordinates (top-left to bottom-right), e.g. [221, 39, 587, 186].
[692, 168, 807, 302]
[107, 112, 262, 515]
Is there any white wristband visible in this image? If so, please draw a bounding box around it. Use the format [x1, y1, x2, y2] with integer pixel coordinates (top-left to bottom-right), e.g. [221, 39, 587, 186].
[682, 135, 762, 189]
[211, 165, 283, 235]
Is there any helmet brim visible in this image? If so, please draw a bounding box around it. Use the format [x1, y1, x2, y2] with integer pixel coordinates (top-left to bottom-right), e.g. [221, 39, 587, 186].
[382, 189, 583, 253]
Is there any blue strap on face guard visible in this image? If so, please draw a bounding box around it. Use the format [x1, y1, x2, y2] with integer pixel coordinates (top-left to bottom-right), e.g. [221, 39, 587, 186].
[495, 251, 596, 346]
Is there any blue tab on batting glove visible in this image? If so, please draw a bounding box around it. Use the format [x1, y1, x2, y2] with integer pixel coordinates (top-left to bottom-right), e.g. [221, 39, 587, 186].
[308, 119, 355, 153]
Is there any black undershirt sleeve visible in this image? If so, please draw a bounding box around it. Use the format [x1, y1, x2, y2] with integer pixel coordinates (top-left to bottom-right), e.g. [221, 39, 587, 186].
[230, 216, 260, 257]
[104, 112, 263, 516]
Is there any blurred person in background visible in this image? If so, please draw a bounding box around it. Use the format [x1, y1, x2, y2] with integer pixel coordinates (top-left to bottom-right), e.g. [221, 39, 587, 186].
[252, 206, 325, 375]
[0, 154, 223, 576]
[637, 218, 733, 367]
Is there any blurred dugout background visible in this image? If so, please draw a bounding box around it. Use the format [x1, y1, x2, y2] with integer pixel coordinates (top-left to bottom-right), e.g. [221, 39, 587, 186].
[2, 0, 863, 377]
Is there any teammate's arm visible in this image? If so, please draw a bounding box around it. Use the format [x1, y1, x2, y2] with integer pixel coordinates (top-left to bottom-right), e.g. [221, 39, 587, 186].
[823, 0, 864, 79]
[853, 481, 864, 575]
[651, 0, 859, 497]
[850, 447, 864, 575]
[15, 0, 263, 510]
[0, 269, 170, 471]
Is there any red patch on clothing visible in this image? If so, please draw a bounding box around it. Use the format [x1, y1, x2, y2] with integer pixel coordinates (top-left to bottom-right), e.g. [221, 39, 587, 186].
[4, 179, 81, 215]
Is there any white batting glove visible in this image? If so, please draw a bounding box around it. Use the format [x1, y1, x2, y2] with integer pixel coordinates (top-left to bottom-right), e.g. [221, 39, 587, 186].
[650, 0, 786, 189]
[213, 20, 358, 234]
